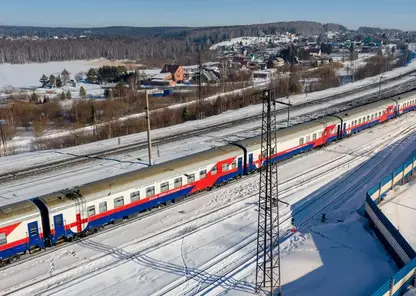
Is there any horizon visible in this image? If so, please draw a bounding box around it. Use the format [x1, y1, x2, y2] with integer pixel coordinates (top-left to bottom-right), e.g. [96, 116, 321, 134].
[0, 0, 415, 31]
[0, 20, 412, 32]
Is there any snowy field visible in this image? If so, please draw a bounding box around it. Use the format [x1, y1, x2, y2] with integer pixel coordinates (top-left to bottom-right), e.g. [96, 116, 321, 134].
[0, 59, 160, 90]
[2, 110, 416, 296]
[380, 181, 416, 250]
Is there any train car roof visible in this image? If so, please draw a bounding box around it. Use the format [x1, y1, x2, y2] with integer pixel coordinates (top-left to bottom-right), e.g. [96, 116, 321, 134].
[40, 144, 242, 208]
[334, 99, 394, 120]
[396, 91, 416, 103]
[0, 200, 39, 225]
[393, 89, 416, 101]
[236, 115, 340, 148]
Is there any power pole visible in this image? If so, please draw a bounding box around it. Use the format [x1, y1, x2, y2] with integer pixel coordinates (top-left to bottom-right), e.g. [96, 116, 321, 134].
[256, 89, 288, 295]
[197, 45, 203, 119]
[145, 90, 152, 166]
[0, 121, 5, 155]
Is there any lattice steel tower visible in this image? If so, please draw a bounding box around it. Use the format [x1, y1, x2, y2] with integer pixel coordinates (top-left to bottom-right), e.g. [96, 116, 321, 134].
[255, 89, 283, 296]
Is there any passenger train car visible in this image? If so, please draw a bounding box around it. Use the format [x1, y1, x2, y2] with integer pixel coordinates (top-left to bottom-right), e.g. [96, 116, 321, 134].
[1, 91, 416, 265]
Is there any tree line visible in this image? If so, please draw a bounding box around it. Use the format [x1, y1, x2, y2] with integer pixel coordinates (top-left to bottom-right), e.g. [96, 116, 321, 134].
[0, 37, 215, 65]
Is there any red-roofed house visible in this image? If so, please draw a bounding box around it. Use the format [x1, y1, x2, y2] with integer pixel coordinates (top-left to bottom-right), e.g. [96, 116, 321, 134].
[150, 64, 184, 86]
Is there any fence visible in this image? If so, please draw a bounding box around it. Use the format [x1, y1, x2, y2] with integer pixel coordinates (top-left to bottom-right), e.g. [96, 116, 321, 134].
[365, 154, 416, 296]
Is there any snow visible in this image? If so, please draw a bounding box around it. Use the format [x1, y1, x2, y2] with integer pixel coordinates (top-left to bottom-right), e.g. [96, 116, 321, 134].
[2, 108, 416, 296]
[210, 35, 297, 50]
[405, 287, 416, 296]
[0, 59, 162, 91]
[0, 60, 102, 89]
[4, 59, 416, 154]
[380, 181, 416, 250]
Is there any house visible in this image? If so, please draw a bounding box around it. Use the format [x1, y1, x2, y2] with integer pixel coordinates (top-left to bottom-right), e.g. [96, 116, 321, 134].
[150, 64, 184, 86]
[160, 64, 184, 83]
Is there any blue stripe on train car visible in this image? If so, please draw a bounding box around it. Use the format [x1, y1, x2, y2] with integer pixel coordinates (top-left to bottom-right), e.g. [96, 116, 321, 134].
[0, 243, 29, 260]
[214, 171, 240, 185]
[350, 119, 380, 134]
[269, 143, 316, 164]
[84, 186, 195, 232]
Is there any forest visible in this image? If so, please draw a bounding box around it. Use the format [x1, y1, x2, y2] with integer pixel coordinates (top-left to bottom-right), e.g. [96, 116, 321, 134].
[0, 21, 348, 64]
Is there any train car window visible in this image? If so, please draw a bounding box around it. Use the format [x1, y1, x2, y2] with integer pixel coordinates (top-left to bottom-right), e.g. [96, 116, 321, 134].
[367, 116, 370, 121]
[130, 191, 140, 202]
[87, 206, 96, 217]
[0, 233, 6, 245]
[379, 112, 381, 117]
[312, 133, 317, 140]
[29, 223, 37, 236]
[187, 174, 195, 183]
[371, 115, 374, 120]
[299, 138, 304, 145]
[146, 186, 155, 197]
[358, 118, 361, 124]
[114, 197, 124, 208]
[212, 166, 218, 175]
[306, 135, 311, 143]
[174, 177, 182, 188]
[362, 117, 365, 122]
[99, 202, 107, 213]
[222, 163, 229, 172]
[160, 182, 169, 193]
[200, 170, 207, 179]
[231, 160, 237, 169]
[55, 215, 63, 226]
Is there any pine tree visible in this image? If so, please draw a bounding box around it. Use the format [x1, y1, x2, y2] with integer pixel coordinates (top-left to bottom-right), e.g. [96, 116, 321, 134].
[66, 90, 72, 100]
[87, 68, 97, 83]
[79, 86, 87, 98]
[39, 74, 48, 87]
[61, 69, 70, 85]
[60, 91, 66, 100]
[30, 92, 38, 103]
[56, 76, 63, 88]
[49, 74, 56, 88]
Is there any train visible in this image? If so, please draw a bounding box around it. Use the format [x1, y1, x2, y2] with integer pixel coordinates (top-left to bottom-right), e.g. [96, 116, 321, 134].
[1, 91, 416, 265]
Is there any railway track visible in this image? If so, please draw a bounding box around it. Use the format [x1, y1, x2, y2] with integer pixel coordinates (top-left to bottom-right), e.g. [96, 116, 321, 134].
[160, 119, 416, 296]
[2, 113, 410, 272]
[0, 72, 415, 184]
[3, 116, 415, 296]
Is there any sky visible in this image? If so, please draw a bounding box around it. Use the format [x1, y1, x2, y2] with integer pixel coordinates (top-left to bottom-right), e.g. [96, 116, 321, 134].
[0, 0, 415, 31]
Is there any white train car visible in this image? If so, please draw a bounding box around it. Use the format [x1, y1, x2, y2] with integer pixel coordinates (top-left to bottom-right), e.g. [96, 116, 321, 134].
[336, 99, 396, 136]
[36, 144, 245, 242]
[0, 200, 44, 263]
[397, 92, 416, 115]
[236, 116, 341, 171]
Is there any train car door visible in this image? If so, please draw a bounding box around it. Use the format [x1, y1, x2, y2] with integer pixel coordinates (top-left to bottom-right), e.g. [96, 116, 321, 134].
[53, 214, 65, 239]
[238, 157, 243, 175]
[248, 153, 253, 171]
[27, 221, 40, 246]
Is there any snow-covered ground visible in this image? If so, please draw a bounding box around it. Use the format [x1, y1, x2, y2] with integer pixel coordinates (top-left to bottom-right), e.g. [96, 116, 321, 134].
[1, 90, 416, 208]
[209, 35, 297, 50]
[4, 59, 416, 156]
[380, 181, 416, 250]
[0, 59, 160, 90]
[2, 108, 416, 296]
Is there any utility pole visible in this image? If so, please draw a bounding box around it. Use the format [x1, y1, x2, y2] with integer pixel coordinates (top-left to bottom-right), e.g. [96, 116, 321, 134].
[0, 121, 5, 155]
[379, 74, 385, 98]
[256, 89, 289, 295]
[275, 100, 293, 127]
[197, 44, 203, 119]
[145, 90, 152, 166]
